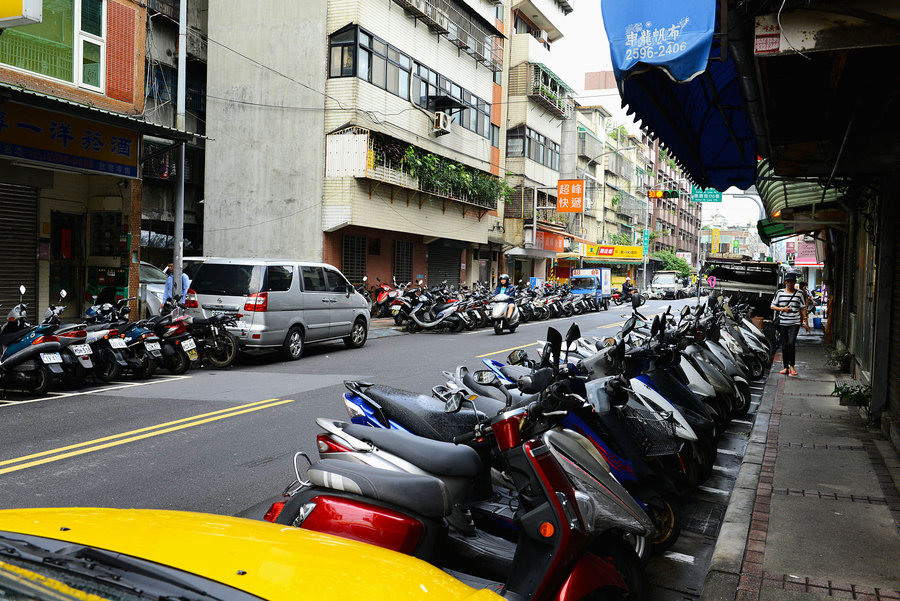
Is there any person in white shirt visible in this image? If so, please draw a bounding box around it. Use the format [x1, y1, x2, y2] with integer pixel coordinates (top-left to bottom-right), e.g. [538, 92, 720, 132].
[770, 272, 809, 376]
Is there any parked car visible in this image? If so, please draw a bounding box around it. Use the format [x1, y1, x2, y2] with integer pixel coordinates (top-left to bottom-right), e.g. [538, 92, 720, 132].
[0, 508, 498, 601]
[186, 258, 370, 360]
[139, 261, 167, 317]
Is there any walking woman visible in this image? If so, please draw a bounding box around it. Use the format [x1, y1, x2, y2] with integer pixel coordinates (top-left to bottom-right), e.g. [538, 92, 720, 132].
[771, 272, 810, 376]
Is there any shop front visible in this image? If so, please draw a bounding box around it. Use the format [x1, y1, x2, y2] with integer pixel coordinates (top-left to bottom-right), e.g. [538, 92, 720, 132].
[556, 244, 644, 287]
[0, 93, 194, 318]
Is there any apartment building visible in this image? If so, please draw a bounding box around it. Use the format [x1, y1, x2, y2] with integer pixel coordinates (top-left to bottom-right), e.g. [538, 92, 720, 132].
[647, 137, 701, 261]
[204, 0, 506, 287]
[501, 0, 575, 284]
[0, 0, 193, 315]
[139, 0, 208, 268]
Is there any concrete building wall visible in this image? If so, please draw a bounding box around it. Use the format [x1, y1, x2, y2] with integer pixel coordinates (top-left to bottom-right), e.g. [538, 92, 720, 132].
[204, 0, 327, 260]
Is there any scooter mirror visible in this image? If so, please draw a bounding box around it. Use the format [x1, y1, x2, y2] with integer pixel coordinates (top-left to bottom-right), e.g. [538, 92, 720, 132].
[565, 323, 581, 347]
[622, 316, 637, 335]
[59, 289, 67, 299]
[650, 315, 660, 338]
[681, 305, 690, 318]
[707, 295, 717, 309]
[473, 369, 499, 386]
[508, 348, 529, 365]
[444, 391, 463, 413]
[632, 291, 641, 310]
[539, 342, 553, 368]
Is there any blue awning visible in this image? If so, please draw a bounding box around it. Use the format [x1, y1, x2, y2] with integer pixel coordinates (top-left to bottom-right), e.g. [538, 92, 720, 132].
[602, 0, 757, 191]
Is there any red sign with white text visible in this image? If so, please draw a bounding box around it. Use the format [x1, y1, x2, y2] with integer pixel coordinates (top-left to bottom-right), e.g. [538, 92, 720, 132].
[535, 230, 565, 252]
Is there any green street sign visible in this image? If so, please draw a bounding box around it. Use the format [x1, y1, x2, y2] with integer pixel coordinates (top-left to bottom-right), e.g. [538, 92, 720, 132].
[691, 186, 723, 202]
[642, 229, 649, 254]
[733, 239, 740, 252]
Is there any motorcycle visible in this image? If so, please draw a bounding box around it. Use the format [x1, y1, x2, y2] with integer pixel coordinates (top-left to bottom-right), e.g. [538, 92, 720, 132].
[491, 292, 519, 335]
[161, 296, 239, 369]
[267, 329, 652, 600]
[0, 286, 63, 395]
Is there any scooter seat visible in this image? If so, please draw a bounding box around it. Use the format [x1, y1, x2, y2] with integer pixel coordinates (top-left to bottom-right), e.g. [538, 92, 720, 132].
[343, 423, 482, 478]
[433, 302, 455, 314]
[307, 458, 451, 518]
[364, 385, 504, 442]
[499, 364, 533, 381]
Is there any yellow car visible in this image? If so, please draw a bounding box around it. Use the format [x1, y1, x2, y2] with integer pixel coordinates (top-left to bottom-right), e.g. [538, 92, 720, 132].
[0, 508, 502, 601]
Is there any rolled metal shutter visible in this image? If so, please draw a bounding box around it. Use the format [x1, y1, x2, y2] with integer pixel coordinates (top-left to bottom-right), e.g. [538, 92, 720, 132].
[427, 243, 461, 287]
[0, 183, 38, 312]
[888, 233, 900, 424]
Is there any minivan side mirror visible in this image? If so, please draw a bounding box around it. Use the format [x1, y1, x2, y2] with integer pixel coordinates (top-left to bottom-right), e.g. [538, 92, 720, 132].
[346, 284, 353, 298]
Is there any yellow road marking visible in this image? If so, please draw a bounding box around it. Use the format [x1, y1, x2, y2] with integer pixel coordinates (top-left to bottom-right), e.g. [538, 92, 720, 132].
[0, 399, 293, 476]
[0, 398, 279, 468]
[597, 321, 626, 329]
[476, 342, 540, 359]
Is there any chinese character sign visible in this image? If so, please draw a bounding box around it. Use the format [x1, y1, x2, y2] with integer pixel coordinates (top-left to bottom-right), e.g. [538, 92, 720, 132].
[535, 230, 566, 253]
[711, 228, 720, 251]
[557, 179, 584, 214]
[602, 0, 717, 82]
[582, 245, 643, 260]
[0, 102, 139, 178]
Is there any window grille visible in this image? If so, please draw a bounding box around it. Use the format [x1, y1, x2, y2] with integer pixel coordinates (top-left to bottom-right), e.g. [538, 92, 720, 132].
[394, 240, 413, 284]
[342, 235, 367, 284]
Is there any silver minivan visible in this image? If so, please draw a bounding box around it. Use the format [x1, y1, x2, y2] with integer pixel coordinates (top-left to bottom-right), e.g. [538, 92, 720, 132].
[185, 258, 370, 360]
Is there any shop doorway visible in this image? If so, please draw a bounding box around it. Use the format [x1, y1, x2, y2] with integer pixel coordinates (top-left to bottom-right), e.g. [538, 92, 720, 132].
[50, 211, 86, 317]
[0, 183, 38, 311]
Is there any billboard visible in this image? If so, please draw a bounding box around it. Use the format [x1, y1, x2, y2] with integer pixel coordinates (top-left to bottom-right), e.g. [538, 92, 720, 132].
[581, 244, 643, 259]
[557, 179, 584, 213]
[675, 251, 692, 264]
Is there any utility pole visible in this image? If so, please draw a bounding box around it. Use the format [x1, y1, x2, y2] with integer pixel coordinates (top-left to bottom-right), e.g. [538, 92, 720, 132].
[173, 0, 187, 297]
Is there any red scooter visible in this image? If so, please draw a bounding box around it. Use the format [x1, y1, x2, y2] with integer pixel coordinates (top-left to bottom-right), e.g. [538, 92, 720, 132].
[265, 329, 652, 600]
[372, 277, 402, 318]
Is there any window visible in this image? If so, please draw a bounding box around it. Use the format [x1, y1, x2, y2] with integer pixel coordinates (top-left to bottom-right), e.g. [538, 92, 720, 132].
[264, 265, 294, 292]
[328, 28, 355, 77]
[507, 126, 524, 156]
[193, 264, 261, 297]
[342, 235, 367, 285]
[0, 0, 106, 91]
[324, 268, 350, 294]
[394, 241, 413, 284]
[491, 124, 500, 148]
[301, 266, 327, 292]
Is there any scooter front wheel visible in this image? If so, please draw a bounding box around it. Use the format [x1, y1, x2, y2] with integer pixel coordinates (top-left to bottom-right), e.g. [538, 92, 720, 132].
[649, 492, 682, 554]
[591, 533, 648, 601]
[493, 322, 503, 335]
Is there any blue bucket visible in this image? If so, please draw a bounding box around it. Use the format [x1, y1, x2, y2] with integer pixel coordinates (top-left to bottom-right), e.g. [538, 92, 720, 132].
[813, 317, 822, 329]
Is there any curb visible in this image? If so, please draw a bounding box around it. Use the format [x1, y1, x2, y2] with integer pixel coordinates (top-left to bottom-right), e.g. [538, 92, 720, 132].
[700, 364, 781, 601]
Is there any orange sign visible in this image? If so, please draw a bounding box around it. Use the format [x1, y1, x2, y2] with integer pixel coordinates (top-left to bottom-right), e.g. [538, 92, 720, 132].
[535, 230, 565, 252]
[557, 179, 584, 213]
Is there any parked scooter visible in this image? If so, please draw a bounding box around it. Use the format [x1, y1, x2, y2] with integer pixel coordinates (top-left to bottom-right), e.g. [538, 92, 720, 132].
[161, 296, 238, 369]
[267, 330, 652, 600]
[0, 286, 63, 395]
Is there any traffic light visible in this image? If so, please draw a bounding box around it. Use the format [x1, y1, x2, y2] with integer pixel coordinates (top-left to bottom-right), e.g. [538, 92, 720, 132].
[647, 190, 679, 199]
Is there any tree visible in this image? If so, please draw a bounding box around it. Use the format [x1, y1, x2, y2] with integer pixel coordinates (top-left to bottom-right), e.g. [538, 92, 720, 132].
[652, 250, 691, 278]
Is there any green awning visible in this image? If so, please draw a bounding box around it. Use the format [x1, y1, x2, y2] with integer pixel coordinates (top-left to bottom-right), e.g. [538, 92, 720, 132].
[757, 158, 843, 218]
[532, 63, 575, 94]
[757, 219, 796, 246]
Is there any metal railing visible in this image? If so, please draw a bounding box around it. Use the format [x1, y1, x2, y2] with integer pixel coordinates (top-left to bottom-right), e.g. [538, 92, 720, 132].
[148, 0, 177, 18]
[527, 64, 574, 119]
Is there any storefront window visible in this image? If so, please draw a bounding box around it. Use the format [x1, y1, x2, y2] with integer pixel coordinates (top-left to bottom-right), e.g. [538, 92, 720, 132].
[0, 0, 105, 90]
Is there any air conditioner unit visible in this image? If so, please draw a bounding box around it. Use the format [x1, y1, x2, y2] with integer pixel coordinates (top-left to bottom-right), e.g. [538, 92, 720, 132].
[532, 29, 546, 42]
[433, 111, 451, 136]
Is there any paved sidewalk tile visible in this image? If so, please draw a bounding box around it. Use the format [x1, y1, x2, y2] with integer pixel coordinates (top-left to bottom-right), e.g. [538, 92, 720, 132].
[773, 447, 884, 497]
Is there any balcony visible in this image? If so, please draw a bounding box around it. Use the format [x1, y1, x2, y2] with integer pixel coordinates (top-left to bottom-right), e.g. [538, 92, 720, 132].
[527, 63, 574, 119]
[578, 130, 604, 161]
[148, 0, 177, 18]
[325, 130, 498, 217]
[393, 0, 503, 72]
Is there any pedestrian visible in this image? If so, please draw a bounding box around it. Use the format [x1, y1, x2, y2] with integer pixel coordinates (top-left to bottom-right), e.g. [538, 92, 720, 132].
[163, 262, 191, 303]
[798, 280, 815, 313]
[771, 272, 809, 376]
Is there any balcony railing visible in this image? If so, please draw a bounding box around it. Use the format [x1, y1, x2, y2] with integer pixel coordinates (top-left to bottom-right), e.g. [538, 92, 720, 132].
[527, 63, 574, 119]
[393, 0, 503, 72]
[148, 0, 177, 18]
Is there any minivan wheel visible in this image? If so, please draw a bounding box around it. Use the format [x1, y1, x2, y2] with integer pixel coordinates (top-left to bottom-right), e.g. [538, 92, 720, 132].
[282, 327, 304, 361]
[344, 320, 368, 349]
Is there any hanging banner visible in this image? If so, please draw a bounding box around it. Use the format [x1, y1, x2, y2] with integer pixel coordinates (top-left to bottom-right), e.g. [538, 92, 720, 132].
[602, 0, 717, 82]
[711, 228, 720, 252]
[581, 244, 643, 259]
[557, 179, 584, 213]
[0, 102, 140, 177]
[535, 230, 565, 253]
[795, 240, 823, 267]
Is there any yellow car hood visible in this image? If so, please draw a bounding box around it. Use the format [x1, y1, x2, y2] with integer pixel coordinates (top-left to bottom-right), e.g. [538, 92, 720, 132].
[0, 508, 501, 601]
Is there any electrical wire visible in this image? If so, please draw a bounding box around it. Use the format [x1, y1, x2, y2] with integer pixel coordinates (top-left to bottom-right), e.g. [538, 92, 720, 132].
[776, 0, 811, 60]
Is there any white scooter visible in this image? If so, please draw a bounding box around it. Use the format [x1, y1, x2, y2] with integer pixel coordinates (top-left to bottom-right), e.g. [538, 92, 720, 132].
[491, 293, 520, 335]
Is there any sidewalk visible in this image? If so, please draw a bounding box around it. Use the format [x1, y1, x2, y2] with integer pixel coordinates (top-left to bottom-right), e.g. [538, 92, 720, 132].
[702, 332, 900, 601]
[368, 317, 407, 339]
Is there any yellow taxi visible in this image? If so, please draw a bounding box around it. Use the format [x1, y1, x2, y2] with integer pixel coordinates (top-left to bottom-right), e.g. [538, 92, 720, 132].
[0, 508, 502, 601]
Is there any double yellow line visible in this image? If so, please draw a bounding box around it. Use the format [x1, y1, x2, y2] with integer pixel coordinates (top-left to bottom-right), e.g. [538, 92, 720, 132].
[0, 398, 294, 476]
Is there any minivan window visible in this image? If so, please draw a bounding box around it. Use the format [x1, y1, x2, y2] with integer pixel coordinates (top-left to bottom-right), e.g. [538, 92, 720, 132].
[569, 277, 597, 289]
[653, 273, 677, 285]
[264, 265, 294, 292]
[324, 268, 350, 293]
[301, 267, 328, 292]
[192, 264, 261, 296]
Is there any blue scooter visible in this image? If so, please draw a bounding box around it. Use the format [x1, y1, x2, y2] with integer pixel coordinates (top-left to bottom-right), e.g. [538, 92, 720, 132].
[0, 285, 64, 395]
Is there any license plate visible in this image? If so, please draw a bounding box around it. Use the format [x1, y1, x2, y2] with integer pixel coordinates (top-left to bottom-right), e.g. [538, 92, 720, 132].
[391, 306, 400, 314]
[145, 341, 161, 352]
[235, 321, 248, 330]
[186, 348, 199, 361]
[109, 338, 127, 349]
[41, 353, 62, 364]
[72, 344, 92, 356]
[181, 338, 197, 351]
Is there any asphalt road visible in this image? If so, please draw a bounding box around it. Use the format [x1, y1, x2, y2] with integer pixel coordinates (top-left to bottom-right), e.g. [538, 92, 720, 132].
[0, 295, 764, 600]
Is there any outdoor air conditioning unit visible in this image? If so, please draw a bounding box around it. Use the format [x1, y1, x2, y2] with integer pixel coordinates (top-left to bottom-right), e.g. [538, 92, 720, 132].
[433, 111, 451, 136]
[532, 29, 546, 42]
